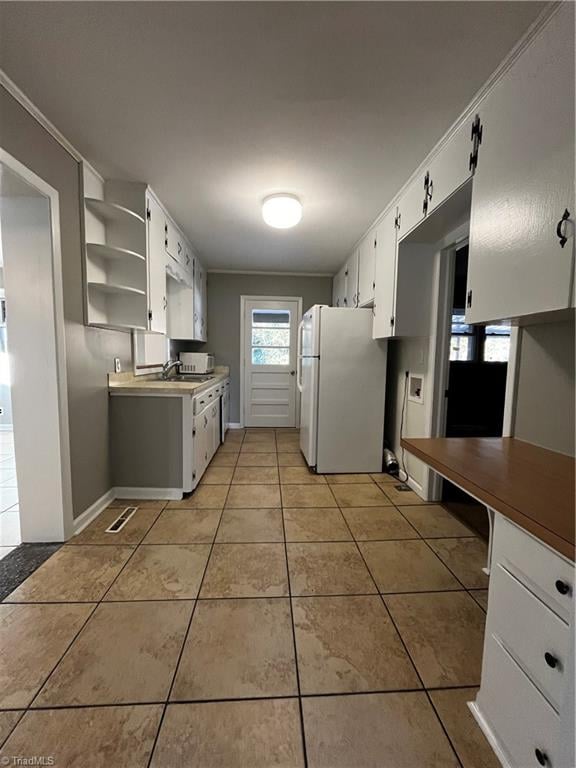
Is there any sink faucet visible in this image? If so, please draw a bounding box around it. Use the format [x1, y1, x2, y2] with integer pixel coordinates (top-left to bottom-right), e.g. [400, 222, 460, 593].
[161, 359, 182, 380]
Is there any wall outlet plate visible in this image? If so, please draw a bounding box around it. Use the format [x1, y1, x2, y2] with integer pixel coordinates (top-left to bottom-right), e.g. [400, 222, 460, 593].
[408, 373, 424, 404]
[114, 357, 121, 374]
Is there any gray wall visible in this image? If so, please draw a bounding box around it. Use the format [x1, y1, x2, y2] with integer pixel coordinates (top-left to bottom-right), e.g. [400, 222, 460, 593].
[513, 316, 575, 456]
[202, 272, 332, 422]
[0, 87, 132, 518]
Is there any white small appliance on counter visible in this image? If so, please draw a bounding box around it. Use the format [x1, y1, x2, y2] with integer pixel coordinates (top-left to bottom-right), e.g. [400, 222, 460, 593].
[298, 305, 387, 473]
[179, 352, 215, 374]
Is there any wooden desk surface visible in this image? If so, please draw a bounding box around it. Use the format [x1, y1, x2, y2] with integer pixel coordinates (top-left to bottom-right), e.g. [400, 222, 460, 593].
[401, 437, 575, 561]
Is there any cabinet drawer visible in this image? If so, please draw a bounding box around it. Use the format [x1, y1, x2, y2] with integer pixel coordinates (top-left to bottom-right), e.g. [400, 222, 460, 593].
[477, 635, 560, 768]
[489, 563, 570, 712]
[493, 515, 574, 622]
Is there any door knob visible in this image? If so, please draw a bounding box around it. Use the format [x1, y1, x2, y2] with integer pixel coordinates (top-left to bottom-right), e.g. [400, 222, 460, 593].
[290, 370, 296, 376]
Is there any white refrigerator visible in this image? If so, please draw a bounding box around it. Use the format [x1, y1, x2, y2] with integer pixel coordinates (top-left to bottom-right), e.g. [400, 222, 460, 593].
[297, 305, 388, 473]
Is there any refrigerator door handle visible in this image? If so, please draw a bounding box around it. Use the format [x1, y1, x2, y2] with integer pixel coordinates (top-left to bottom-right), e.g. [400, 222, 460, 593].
[296, 319, 304, 393]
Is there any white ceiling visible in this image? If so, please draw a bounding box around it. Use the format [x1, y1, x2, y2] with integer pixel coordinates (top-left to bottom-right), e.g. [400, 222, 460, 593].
[0, 2, 544, 273]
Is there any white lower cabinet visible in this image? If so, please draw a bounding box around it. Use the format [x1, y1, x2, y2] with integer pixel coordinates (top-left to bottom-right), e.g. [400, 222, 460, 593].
[191, 381, 225, 488]
[466, 4, 575, 323]
[472, 514, 574, 768]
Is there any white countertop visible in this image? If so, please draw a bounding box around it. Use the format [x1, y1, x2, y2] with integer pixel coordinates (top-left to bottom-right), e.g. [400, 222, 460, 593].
[108, 367, 229, 396]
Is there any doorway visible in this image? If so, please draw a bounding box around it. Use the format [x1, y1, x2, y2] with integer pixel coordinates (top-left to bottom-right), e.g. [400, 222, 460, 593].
[0, 149, 73, 546]
[438, 243, 511, 533]
[241, 296, 301, 427]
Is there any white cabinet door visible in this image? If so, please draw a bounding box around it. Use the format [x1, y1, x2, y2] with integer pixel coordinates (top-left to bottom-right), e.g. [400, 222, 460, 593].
[372, 207, 398, 339]
[396, 173, 426, 239]
[193, 258, 208, 341]
[146, 195, 167, 334]
[344, 251, 359, 308]
[357, 233, 376, 307]
[332, 265, 346, 307]
[427, 117, 475, 215]
[466, 4, 575, 323]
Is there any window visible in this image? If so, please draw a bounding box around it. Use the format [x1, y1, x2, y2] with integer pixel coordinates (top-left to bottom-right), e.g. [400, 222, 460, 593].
[251, 310, 290, 366]
[450, 314, 474, 361]
[483, 323, 511, 362]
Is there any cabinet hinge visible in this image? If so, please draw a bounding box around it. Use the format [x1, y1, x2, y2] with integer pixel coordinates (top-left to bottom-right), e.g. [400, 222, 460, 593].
[146, 208, 151, 221]
[394, 212, 401, 230]
[148, 310, 153, 321]
[372, 281, 376, 290]
[192, 471, 196, 480]
[466, 289, 473, 308]
[469, 113, 483, 174]
[390, 316, 395, 327]
[373, 237, 377, 249]
[192, 428, 196, 437]
[345, 269, 348, 277]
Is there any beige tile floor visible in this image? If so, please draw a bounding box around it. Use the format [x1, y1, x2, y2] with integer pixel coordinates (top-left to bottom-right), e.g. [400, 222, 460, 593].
[0, 427, 497, 767]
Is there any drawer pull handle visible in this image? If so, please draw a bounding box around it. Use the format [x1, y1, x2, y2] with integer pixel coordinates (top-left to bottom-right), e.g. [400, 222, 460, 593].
[555, 579, 570, 595]
[535, 748, 548, 766]
[544, 652, 558, 669]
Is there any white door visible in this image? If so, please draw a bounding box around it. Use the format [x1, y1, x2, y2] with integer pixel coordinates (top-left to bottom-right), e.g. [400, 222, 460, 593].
[146, 195, 167, 334]
[466, 3, 575, 323]
[344, 251, 359, 308]
[242, 297, 300, 427]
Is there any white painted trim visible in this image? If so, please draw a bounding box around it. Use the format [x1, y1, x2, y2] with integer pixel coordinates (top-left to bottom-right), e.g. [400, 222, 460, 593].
[468, 702, 511, 768]
[334, 1, 561, 275]
[0, 148, 74, 541]
[228, 422, 242, 430]
[502, 327, 521, 437]
[0, 425, 13, 432]
[0, 70, 102, 181]
[208, 269, 333, 278]
[113, 486, 183, 501]
[239, 295, 303, 429]
[405, 474, 425, 499]
[72, 488, 115, 535]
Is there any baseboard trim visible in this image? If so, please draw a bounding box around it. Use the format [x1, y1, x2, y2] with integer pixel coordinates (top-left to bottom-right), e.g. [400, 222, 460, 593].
[227, 423, 242, 430]
[113, 486, 183, 501]
[405, 475, 425, 499]
[73, 488, 115, 534]
[468, 702, 510, 768]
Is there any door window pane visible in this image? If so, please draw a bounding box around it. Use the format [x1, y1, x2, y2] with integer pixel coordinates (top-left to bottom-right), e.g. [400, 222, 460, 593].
[450, 335, 472, 361]
[252, 347, 290, 365]
[483, 322, 511, 362]
[251, 309, 291, 366]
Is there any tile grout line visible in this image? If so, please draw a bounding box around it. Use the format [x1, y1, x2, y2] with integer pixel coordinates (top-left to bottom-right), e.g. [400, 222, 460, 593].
[279, 447, 310, 768]
[338, 499, 467, 768]
[13, 503, 170, 722]
[144, 436, 239, 768]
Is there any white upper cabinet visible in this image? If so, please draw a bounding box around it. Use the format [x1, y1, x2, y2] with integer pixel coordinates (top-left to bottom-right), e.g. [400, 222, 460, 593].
[426, 117, 476, 216]
[396, 173, 426, 240]
[193, 257, 208, 341]
[344, 250, 359, 308]
[372, 208, 398, 339]
[146, 194, 167, 334]
[332, 265, 346, 307]
[466, 4, 575, 323]
[357, 232, 376, 307]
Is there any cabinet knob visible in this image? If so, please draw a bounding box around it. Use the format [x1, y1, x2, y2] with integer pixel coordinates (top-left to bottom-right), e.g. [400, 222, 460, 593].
[555, 579, 570, 595]
[535, 748, 548, 766]
[544, 652, 558, 669]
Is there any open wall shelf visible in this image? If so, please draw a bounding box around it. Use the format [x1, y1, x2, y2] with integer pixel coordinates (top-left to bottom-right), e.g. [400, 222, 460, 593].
[86, 243, 145, 263]
[85, 197, 145, 225]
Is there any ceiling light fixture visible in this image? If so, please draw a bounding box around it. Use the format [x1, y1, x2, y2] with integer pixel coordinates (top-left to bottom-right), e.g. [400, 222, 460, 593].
[262, 194, 302, 229]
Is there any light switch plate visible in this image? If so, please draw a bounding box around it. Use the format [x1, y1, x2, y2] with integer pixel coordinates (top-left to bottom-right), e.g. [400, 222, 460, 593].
[114, 357, 121, 374]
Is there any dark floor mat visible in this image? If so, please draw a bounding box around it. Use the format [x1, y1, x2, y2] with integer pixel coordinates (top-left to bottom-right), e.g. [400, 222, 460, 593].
[0, 543, 62, 601]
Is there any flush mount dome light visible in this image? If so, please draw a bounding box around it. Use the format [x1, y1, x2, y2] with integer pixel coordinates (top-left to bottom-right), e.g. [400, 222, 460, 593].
[262, 194, 302, 229]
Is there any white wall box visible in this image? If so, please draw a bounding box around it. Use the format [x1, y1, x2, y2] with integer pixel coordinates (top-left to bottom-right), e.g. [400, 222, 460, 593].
[357, 232, 376, 307]
[466, 4, 575, 324]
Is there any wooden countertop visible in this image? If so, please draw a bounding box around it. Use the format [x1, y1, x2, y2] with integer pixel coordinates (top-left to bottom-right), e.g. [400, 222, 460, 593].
[401, 437, 575, 561]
